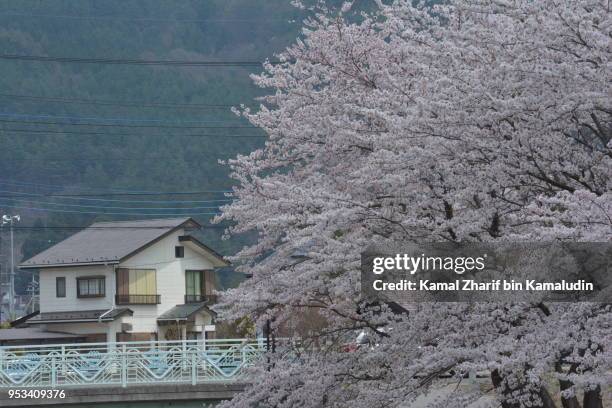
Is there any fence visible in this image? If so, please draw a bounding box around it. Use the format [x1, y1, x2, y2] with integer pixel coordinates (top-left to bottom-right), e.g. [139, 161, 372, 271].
[0, 338, 266, 388]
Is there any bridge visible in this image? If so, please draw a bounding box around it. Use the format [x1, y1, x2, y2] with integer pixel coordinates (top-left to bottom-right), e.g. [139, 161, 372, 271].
[0, 338, 266, 406]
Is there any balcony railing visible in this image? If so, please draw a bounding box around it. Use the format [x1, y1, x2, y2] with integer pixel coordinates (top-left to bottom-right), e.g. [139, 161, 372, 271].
[184, 294, 217, 304]
[115, 294, 161, 305]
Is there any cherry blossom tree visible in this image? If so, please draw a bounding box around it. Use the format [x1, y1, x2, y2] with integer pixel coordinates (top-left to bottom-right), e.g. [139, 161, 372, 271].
[215, 1, 612, 407]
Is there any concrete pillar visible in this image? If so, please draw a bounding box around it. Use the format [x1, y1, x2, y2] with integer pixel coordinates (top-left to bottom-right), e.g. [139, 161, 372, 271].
[106, 322, 117, 352]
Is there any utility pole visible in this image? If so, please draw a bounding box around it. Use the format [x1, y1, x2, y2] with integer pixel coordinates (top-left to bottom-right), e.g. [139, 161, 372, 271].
[0, 224, 2, 324]
[26, 274, 39, 314]
[2, 214, 20, 319]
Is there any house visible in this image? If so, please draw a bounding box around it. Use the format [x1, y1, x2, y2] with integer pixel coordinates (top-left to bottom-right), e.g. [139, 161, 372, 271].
[19, 217, 229, 343]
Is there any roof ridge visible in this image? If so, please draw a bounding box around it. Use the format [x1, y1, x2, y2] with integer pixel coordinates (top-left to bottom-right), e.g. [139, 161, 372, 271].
[90, 216, 192, 226]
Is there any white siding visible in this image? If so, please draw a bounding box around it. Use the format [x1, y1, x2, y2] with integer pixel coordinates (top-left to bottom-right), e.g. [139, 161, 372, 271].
[39, 265, 115, 313]
[118, 228, 216, 333]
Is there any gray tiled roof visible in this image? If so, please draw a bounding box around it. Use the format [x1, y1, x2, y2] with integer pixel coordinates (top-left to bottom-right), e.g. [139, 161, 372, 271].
[157, 303, 214, 321]
[27, 308, 133, 324]
[20, 217, 198, 268]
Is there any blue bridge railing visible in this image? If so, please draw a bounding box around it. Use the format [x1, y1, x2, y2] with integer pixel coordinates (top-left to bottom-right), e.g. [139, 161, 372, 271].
[0, 339, 266, 388]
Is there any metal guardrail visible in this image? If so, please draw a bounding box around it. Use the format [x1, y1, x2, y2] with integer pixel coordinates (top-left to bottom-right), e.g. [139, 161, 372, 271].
[0, 339, 266, 389]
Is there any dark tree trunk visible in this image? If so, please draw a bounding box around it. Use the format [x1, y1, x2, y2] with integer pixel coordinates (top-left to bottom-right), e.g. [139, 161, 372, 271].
[583, 386, 602, 408]
[491, 369, 518, 408]
[555, 362, 581, 408]
[539, 386, 559, 408]
[578, 342, 603, 408]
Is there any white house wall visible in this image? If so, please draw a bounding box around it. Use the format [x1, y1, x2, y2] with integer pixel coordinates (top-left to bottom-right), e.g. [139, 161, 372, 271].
[118, 228, 215, 334]
[39, 264, 115, 313]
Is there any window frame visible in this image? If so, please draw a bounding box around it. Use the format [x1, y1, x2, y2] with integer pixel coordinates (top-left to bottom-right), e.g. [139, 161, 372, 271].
[185, 270, 214, 303]
[56, 277, 66, 298]
[76, 276, 106, 298]
[185, 270, 203, 296]
[175, 246, 185, 258]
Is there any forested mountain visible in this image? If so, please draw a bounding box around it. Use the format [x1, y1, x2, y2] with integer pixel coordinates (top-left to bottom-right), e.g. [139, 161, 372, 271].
[0, 0, 305, 292]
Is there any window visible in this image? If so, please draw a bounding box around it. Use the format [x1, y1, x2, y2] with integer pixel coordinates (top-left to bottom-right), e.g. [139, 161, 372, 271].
[175, 246, 184, 258]
[116, 268, 159, 304]
[186, 270, 202, 296]
[185, 270, 216, 303]
[128, 269, 156, 295]
[77, 276, 105, 298]
[56, 277, 66, 298]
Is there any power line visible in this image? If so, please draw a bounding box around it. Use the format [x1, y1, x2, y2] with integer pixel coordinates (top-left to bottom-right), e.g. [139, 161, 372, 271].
[0, 93, 251, 110]
[1, 198, 223, 211]
[0, 179, 119, 191]
[0, 119, 255, 130]
[0, 12, 295, 23]
[0, 203, 221, 216]
[0, 179, 232, 195]
[10, 225, 229, 230]
[0, 191, 230, 198]
[0, 157, 236, 162]
[0, 54, 277, 67]
[0, 190, 232, 204]
[0, 112, 249, 125]
[0, 157, 239, 163]
[0, 128, 265, 138]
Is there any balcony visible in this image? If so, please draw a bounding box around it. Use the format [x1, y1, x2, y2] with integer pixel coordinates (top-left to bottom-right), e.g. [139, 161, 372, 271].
[184, 294, 217, 304]
[115, 294, 161, 305]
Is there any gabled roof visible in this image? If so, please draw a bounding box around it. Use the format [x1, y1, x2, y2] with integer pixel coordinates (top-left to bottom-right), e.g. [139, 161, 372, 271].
[20, 217, 200, 269]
